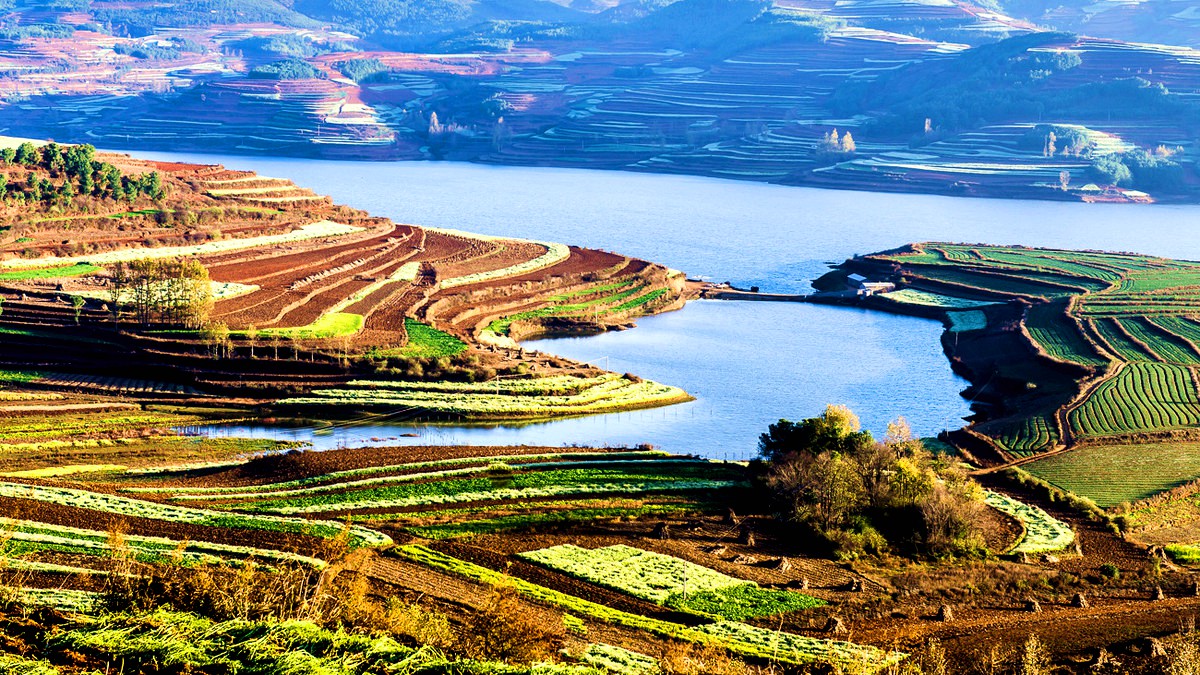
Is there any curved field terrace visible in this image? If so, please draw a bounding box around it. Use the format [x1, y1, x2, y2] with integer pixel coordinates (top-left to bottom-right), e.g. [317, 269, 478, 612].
[0, 147, 692, 424]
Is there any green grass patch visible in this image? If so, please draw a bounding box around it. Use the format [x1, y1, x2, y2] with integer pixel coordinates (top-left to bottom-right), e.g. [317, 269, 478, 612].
[1166, 543, 1200, 564]
[0, 263, 99, 281]
[672, 584, 825, 621]
[0, 369, 45, 383]
[256, 312, 363, 340]
[397, 319, 466, 358]
[1023, 441, 1200, 507]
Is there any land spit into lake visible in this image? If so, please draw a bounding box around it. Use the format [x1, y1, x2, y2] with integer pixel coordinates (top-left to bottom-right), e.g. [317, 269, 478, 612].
[825, 243, 1200, 574]
[0, 141, 697, 424]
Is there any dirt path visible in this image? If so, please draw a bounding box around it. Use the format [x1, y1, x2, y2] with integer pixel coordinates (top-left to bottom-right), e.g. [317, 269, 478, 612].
[858, 593, 1200, 657]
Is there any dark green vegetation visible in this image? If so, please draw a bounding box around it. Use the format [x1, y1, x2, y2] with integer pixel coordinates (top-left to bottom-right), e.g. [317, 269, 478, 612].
[335, 57, 390, 83]
[251, 58, 323, 80]
[669, 584, 826, 621]
[754, 406, 986, 559]
[93, 0, 319, 36]
[0, 143, 163, 208]
[397, 319, 467, 358]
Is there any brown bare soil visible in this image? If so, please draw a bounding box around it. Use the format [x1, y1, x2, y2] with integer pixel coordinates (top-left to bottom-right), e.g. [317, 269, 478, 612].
[0, 152, 688, 404]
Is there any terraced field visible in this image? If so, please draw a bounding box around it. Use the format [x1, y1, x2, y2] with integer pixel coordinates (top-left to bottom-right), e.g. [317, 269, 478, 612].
[1024, 442, 1200, 508]
[855, 242, 1200, 506]
[0, 432, 919, 672]
[0, 149, 690, 423]
[277, 374, 694, 420]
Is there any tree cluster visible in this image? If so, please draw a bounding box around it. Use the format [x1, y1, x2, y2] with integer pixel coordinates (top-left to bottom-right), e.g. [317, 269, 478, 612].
[817, 127, 856, 157]
[1019, 124, 1091, 157]
[334, 57, 391, 83]
[107, 258, 213, 328]
[250, 58, 322, 80]
[1090, 147, 1185, 191]
[0, 142, 164, 207]
[754, 405, 985, 559]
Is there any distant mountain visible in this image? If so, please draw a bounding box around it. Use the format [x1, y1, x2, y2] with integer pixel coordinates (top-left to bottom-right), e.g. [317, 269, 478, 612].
[291, 0, 585, 48]
[1, 0, 1199, 203]
[90, 0, 321, 35]
[996, 0, 1200, 47]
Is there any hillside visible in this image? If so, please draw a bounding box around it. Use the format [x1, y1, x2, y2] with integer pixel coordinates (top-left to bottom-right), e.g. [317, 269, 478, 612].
[0, 140, 692, 419]
[0, 0, 1197, 202]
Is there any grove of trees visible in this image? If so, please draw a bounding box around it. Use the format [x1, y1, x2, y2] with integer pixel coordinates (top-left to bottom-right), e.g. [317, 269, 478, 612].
[107, 259, 213, 328]
[0, 142, 164, 207]
[754, 405, 985, 559]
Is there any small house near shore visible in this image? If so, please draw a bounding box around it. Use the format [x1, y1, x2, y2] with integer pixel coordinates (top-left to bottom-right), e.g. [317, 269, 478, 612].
[847, 273, 895, 296]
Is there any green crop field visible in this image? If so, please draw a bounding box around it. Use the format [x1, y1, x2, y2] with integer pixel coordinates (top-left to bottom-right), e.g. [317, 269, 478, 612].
[871, 244, 1200, 466]
[991, 414, 1059, 454]
[1150, 316, 1200, 356]
[0, 263, 99, 281]
[519, 544, 824, 620]
[882, 288, 997, 309]
[1025, 301, 1108, 366]
[396, 319, 466, 358]
[278, 373, 693, 419]
[1089, 318, 1157, 362]
[1024, 441, 1200, 507]
[905, 266, 1074, 299]
[983, 490, 1074, 553]
[1068, 363, 1200, 439]
[1118, 317, 1200, 365]
[234, 462, 745, 515]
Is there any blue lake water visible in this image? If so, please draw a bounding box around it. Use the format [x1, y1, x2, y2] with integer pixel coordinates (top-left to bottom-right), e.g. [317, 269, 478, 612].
[140, 153, 1200, 457]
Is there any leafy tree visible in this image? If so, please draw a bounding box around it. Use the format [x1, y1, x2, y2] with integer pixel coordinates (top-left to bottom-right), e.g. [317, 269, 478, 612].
[334, 57, 390, 83]
[1090, 155, 1132, 187]
[756, 406, 984, 558]
[71, 295, 85, 325]
[108, 259, 212, 327]
[250, 58, 322, 80]
[757, 404, 872, 464]
[14, 142, 39, 166]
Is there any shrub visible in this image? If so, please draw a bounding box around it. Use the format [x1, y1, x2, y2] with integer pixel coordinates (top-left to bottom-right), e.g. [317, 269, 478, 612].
[1099, 563, 1120, 580]
[384, 598, 456, 649]
[659, 641, 749, 675]
[462, 584, 563, 663]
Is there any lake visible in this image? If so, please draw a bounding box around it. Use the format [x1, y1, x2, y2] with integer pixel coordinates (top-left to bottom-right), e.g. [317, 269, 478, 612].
[141, 153, 1200, 457]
